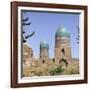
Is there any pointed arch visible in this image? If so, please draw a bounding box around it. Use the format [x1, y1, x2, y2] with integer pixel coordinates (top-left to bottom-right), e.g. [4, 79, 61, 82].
[59, 58, 68, 67]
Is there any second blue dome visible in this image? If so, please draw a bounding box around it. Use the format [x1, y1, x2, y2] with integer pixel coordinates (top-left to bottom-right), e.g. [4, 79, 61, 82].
[40, 41, 49, 49]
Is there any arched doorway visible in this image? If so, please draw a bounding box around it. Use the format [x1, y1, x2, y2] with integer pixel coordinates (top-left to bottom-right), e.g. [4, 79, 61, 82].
[61, 48, 65, 57]
[42, 60, 45, 64]
[59, 58, 68, 68]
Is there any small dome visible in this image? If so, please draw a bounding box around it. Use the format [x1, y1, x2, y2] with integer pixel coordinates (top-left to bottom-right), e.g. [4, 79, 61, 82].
[56, 26, 70, 38]
[40, 41, 49, 49]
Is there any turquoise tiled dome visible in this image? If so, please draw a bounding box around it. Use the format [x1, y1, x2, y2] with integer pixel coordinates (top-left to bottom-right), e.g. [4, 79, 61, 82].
[40, 41, 49, 49]
[56, 26, 70, 38]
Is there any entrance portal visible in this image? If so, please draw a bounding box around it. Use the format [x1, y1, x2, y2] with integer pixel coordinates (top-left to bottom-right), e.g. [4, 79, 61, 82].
[59, 58, 68, 67]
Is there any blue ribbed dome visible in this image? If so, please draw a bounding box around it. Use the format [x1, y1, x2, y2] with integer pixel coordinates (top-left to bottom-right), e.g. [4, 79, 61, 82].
[56, 26, 70, 38]
[40, 41, 49, 49]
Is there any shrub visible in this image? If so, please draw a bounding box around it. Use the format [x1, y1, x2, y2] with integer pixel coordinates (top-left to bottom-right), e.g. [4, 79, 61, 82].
[49, 65, 64, 75]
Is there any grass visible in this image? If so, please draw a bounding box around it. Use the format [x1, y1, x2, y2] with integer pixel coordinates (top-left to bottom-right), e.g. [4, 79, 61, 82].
[23, 59, 79, 77]
[62, 60, 79, 75]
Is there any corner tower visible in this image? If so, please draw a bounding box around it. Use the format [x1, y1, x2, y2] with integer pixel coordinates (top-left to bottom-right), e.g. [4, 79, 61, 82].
[55, 26, 71, 65]
[40, 41, 49, 63]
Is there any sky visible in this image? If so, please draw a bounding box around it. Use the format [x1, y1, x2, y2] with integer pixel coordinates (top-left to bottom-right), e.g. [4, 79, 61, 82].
[22, 10, 80, 59]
